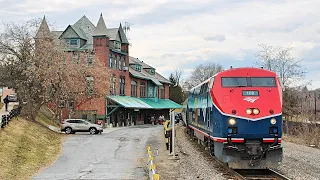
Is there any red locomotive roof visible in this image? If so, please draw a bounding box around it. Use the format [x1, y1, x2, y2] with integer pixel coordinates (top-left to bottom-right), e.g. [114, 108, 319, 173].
[211, 67, 282, 120]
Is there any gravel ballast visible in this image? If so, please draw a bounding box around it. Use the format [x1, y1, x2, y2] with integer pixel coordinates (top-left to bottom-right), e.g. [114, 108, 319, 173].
[157, 125, 320, 180]
[278, 141, 320, 180]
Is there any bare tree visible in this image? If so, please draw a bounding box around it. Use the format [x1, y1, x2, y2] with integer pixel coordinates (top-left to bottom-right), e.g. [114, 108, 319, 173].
[255, 44, 305, 87]
[184, 62, 223, 90]
[0, 20, 110, 122]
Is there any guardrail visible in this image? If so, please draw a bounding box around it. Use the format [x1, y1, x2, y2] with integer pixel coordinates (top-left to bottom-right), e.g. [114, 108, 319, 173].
[146, 146, 160, 180]
[0, 106, 22, 129]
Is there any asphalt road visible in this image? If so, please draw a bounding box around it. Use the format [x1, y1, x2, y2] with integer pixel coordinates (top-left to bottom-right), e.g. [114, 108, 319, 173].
[33, 125, 162, 180]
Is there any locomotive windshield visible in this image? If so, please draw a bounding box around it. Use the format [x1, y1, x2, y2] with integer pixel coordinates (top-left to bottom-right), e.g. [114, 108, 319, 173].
[221, 77, 247, 87]
[251, 77, 276, 87]
[221, 77, 276, 87]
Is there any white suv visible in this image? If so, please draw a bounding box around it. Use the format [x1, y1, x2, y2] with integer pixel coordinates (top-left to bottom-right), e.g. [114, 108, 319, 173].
[61, 119, 103, 134]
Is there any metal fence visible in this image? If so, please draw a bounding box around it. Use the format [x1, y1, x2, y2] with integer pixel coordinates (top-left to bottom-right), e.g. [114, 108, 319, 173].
[0, 106, 22, 129]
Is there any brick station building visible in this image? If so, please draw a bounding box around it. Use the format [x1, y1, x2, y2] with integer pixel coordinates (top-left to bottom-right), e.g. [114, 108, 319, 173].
[36, 14, 181, 126]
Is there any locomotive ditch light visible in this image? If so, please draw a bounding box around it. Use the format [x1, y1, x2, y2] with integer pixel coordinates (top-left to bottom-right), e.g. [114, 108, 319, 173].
[246, 108, 252, 115]
[270, 118, 277, 125]
[269, 127, 278, 134]
[253, 108, 260, 115]
[229, 118, 236, 125]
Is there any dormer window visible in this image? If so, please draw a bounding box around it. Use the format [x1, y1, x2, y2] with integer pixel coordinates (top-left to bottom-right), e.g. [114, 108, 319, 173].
[67, 39, 79, 46]
[150, 68, 155, 75]
[135, 64, 141, 71]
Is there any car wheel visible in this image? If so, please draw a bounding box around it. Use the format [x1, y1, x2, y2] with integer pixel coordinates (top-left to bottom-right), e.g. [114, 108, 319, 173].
[89, 127, 97, 135]
[65, 127, 72, 134]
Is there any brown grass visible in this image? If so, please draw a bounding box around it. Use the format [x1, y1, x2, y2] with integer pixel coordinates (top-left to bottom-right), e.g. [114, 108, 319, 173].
[36, 112, 60, 128]
[0, 117, 64, 180]
[283, 122, 320, 148]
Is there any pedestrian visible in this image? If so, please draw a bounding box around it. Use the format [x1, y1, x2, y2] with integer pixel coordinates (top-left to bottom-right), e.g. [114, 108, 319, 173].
[151, 114, 155, 126]
[3, 95, 9, 112]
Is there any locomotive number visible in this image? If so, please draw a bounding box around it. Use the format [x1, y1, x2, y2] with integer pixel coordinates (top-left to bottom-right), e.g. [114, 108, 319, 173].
[242, 90, 259, 96]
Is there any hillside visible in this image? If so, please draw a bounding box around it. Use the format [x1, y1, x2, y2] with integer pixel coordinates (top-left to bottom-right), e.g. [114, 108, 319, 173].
[0, 116, 64, 180]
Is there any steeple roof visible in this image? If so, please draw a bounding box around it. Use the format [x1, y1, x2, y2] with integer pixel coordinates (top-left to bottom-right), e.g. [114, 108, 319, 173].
[93, 13, 108, 37]
[35, 16, 52, 39]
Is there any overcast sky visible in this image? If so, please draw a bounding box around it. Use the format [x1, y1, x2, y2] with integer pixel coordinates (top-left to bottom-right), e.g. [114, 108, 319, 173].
[1, 0, 319, 89]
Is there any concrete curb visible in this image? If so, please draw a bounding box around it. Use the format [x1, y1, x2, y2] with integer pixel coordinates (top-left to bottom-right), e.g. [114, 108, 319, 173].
[146, 146, 160, 180]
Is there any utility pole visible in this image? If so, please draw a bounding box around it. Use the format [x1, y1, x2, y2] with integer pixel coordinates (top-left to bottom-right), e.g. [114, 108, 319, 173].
[169, 109, 179, 160]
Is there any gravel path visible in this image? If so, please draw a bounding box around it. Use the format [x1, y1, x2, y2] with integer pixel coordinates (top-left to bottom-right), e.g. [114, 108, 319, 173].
[277, 141, 320, 180]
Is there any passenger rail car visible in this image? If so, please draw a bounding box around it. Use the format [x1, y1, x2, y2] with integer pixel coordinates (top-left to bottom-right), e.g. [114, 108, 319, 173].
[184, 67, 283, 169]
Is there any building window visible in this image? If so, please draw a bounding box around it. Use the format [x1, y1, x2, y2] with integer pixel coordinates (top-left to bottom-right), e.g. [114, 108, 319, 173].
[140, 82, 146, 97]
[109, 54, 113, 68]
[135, 64, 141, 71]
[123, 57, 126, 68]
[119, 56, 122, 70]
[86, 54, 93, 66]
[109, 75, 116, 95]
[115, 41, 121, 50]
[114, 55, 117, 69]
[159, 86, 165, 99]
[131, 80, 137, 97]
[67, 39, 79, 46]
[86, 76, 94, 95]
[120, 76, 125, 96]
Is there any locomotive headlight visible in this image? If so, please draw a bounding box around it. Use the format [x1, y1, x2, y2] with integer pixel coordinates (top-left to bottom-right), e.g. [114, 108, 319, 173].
[246, 108, 252, 115]
[270, 118, 277, 125]
[229, 118, 236, 125]
[253, 108, 260, 115]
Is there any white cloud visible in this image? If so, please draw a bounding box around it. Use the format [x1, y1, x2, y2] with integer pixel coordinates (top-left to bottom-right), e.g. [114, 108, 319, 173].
[1, 0, 320, 87]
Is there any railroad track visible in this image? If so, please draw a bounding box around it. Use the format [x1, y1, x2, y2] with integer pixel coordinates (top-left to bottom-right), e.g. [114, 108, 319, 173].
[182, 126, 291, 180]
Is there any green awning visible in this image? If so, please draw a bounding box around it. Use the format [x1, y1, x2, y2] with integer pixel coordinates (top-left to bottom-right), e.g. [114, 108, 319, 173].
[139, 98, 182, 109]
[106, 96, 182, 109]
[107, 96, 151, 108]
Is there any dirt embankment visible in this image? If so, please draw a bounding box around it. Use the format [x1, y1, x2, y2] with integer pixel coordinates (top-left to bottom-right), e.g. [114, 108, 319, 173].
[0, 117, 64, 180]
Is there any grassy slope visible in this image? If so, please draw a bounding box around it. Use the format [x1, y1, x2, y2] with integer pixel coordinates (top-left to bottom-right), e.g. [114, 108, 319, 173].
[0, 117, 64, 180]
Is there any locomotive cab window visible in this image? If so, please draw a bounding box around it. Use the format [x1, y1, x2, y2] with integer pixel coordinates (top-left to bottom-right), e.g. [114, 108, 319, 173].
[221, 77, 247, 87]
[251, 77, 276, 87]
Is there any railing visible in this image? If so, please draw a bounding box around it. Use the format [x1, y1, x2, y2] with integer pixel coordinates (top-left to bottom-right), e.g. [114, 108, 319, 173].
[0, 106, 22, 129]
[146, 146, 160, 180]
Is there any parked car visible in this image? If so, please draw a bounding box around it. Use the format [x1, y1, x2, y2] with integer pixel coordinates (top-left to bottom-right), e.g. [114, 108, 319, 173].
[8, 93, 18, 102]
[61, 119, 103, 134]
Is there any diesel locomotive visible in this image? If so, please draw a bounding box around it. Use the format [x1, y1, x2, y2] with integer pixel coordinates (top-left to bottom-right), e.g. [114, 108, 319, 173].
[183, 67, 283, 169]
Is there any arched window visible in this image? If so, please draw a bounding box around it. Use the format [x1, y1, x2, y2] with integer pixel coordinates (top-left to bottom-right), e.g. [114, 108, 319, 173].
[131, 80, 137, 97]
[140, 82, 146, 97]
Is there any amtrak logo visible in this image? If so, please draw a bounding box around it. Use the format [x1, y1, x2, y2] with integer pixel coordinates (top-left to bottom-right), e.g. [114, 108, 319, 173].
[243, 97, 259, 103]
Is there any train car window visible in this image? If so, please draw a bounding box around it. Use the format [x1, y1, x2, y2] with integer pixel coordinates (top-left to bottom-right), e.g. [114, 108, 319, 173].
[251, 77, 276, 87]
[221, 77, 247, 87]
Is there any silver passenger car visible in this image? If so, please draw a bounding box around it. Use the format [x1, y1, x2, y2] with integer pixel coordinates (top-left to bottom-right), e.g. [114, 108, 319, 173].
[61, 119, 103, 134]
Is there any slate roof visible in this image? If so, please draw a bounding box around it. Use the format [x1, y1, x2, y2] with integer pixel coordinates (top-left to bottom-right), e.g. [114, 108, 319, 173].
[73, 15, 96, 45]
[36, 14, 130, 50]
[35, 16, 53, 39]
[71, 25, 88, 40]
[93, 14, 108, 37]
[129, 57, 171, 84]
[107, 28, 119, 40]
[119, 24, 129, 44]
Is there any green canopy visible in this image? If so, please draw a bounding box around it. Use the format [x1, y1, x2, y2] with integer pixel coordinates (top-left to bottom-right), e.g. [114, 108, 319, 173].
[106, 96, 182, 109]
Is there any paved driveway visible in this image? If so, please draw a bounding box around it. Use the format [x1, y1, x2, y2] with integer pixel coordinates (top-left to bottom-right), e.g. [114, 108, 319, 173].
[33, 125, 162, 180]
